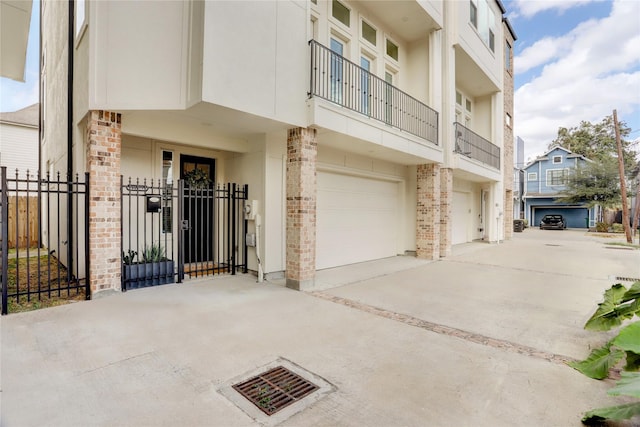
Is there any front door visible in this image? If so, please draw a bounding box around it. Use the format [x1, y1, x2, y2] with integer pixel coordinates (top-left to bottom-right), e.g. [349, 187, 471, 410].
[180, 155, 215, 265]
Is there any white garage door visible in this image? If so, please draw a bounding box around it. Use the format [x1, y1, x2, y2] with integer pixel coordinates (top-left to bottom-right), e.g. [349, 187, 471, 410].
[452, 191, 470, 245]
[317, 171, 399, 270]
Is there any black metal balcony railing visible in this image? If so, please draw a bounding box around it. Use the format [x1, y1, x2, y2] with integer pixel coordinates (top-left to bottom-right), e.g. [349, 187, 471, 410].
[454, 122, 500, 170]
[309, 40, 438, 145]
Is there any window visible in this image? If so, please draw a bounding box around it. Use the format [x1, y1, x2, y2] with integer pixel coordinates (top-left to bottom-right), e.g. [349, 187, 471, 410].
[473, 0, 496, 52]
[456, 91, 462, 105]
[311, 0, 317, 4]
[332, 0, 350, 27]
[75, 0, 86, 39]
[330, 38, 344, 103]
[360, 56, 371, 114]
[547, 169, 568, 186]
[528, 172, 537, 181]
[470, 0, 478, 28]
[386, 39, 399, 61]
[162, 151, 174, 233]
[552, 156, 562, 164]
[506, 113, 512, 128]
[362, 20, 376, 46]
[505, 41, 512, 71]
[465, 99, 472, 113]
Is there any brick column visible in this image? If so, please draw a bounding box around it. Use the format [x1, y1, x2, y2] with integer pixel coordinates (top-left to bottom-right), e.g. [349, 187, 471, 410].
[416, 164, 440, 260]
[440, 167, 452, 257]
[286, 127, 317, 290]
[86, 110, 122, 294]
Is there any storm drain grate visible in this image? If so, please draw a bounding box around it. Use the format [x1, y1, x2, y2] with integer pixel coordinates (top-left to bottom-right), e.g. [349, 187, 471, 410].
[232, 366, 319, 416]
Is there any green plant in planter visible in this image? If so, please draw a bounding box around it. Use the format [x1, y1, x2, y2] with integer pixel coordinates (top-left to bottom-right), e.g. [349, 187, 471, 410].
[141, 244, 166, 263]
[123, 249, 138, 265]
[184, 168, 211, 189]
[569, 281, 640, 424]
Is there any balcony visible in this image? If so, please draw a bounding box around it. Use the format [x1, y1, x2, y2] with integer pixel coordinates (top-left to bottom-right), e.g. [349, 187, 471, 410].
[309, 40, 438, 145]
[454, 122, 500, 170]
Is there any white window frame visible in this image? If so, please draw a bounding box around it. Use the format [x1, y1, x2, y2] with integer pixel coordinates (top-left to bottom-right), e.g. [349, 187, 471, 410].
[360, 19, 377, 47]
[385, 36, 399, 62]
[546, 168, 569, 186]
[331, 0, 351, 29]
[528, 172, 537, 181]
[552, 155, 562, 164]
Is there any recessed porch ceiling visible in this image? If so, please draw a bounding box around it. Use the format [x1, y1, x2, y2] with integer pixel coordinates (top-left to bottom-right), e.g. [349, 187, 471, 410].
[315, 127, 437, 166]
[352, 0, 441, 42]
[455, 46, 500, 98]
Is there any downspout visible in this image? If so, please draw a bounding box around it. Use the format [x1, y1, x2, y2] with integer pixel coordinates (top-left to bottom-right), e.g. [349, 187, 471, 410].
[67, 0, 74, 275]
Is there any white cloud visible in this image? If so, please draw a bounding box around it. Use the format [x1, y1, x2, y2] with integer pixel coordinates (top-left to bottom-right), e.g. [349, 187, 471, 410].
[511, 0, 601, 19]
[514, 0, 640, 160]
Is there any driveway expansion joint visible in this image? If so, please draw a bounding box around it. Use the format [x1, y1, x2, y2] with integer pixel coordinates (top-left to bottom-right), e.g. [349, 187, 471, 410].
[309, 291, 577, 366]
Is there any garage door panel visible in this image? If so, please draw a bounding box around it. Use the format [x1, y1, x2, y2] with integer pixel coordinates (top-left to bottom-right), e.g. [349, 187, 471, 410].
[534, 208, 588, 228]
[452, 192, 470, 245]
[317, 172, 400, 270]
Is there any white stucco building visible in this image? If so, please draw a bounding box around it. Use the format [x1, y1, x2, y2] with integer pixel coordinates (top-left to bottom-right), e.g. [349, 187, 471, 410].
[41, 0, 516, 295]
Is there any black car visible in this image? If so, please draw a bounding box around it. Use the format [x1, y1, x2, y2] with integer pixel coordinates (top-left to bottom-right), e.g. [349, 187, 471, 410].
[540, 214, 566, 230]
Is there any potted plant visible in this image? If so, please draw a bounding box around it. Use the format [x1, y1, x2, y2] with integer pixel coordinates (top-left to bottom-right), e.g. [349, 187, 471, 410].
[122, 244, 175, 290]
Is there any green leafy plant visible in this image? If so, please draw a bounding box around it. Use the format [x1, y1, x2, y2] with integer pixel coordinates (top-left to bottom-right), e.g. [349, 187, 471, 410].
[123, 249, 138, 265]
[141, 244, 166, 263]
[569, 281, 640, 424]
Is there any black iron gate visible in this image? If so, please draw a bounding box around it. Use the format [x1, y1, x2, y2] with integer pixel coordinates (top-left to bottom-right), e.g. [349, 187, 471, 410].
[121, 177, 248, 290]
[0, 167, 90, 315]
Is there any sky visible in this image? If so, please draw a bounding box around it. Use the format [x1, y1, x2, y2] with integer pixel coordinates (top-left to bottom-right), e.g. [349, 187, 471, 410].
[504, 0, 640, 163]
[1, 0, 639, 164]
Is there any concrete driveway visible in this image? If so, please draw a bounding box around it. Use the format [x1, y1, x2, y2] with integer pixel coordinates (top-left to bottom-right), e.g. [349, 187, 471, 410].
[1, 229, 639, 426]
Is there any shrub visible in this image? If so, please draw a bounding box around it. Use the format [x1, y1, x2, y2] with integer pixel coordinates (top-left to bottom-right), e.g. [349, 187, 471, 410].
[596, 222, 610, 232]
[612, 223, 624, 233]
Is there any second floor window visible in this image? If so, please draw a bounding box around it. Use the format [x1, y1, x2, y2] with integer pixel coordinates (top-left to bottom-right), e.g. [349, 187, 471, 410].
[547, 169, 568, 186]
[471, 0, 496, 53]
[332, 0, 350, 27]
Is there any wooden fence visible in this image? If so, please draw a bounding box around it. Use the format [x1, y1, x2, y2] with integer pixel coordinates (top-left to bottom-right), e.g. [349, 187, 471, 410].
[7, 196, 39, 249]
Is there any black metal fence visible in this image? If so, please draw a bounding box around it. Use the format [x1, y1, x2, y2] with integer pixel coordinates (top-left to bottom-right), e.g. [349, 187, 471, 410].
[121, 177, 248, 290]
[1, 167, 90, 315]
[309, 39, 439, 145]
[454, 122, 501, 170]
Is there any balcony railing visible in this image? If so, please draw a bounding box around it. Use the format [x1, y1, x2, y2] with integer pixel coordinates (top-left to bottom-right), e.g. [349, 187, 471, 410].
[309, 40, 438, 145]
[454, 122, 500, 170]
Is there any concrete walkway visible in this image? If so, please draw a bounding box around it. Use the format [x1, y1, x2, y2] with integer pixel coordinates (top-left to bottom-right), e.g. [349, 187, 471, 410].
[1, 229, 639, 426]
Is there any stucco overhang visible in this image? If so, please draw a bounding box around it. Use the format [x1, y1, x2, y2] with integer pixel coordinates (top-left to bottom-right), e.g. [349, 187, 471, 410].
[0, 0, 32, 82]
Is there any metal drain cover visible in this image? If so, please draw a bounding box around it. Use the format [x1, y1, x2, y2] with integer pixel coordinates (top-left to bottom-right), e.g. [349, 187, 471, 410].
[219, 358, 335, 426]
[232, 366, 318, 415]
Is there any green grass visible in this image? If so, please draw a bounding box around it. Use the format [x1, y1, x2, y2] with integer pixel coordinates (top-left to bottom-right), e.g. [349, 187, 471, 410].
[4, 254, 87, 314]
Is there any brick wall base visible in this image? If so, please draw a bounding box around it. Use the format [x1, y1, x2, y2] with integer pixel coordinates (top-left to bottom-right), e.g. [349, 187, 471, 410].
[286, 127, 317, 290]
[416, 164, 440, 260]
[87, 110, 122, 294]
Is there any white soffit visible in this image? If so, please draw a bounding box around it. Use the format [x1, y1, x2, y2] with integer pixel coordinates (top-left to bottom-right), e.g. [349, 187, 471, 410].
[0, 0, 33, 82]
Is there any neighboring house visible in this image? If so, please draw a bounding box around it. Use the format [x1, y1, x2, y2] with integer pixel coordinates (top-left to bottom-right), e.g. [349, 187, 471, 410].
[522, 146, 598, 228]
[40, 0, 516, 296]
[0, 103, 39, 178]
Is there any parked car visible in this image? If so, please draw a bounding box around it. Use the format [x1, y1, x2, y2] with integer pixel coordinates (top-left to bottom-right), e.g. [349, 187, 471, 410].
[540, 214, 566, 230]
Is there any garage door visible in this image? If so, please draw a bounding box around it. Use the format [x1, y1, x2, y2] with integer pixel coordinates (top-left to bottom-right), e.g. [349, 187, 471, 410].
[317, 171, 399, 269]
[452, 192, 470, 244]
[534, 208, 589, 228]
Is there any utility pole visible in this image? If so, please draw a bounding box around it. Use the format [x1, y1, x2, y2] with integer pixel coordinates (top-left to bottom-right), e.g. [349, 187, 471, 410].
[613, 110, 632, 243]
